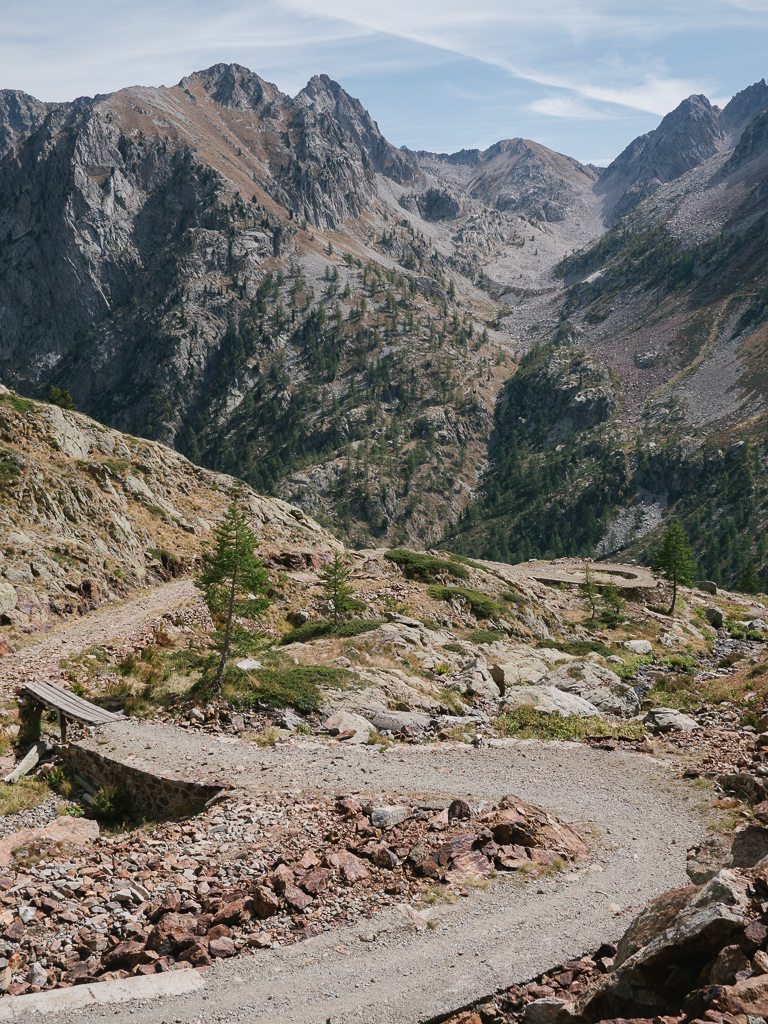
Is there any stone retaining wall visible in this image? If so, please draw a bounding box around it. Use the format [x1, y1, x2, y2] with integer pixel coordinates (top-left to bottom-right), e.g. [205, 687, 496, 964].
[67, 744, 224, 819]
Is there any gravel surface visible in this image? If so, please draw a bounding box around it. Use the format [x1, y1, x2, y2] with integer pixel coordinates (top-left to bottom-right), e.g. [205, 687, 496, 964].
[44, 738, 707, 1024]
[0, 580, 198, 697]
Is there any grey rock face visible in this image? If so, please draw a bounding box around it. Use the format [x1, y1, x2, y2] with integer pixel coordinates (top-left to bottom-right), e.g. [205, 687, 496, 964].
[540, 661, 640, 718]
[643, 707, 700, 733]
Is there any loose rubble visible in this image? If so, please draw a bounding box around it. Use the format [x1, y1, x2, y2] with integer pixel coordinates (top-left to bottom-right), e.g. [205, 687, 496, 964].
[0, 789, 586, 995]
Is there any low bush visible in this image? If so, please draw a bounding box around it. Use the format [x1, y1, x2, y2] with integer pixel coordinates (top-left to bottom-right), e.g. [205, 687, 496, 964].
[224, 664, 353, 714]
[279, 619, 383, 645]
[91, 785, 130, 824]
[446, 553, 487, 572]
[500, 589, 524, 606]
[146, 547, 179, 565]
[496, 706, 645, 741]
[427, 585, 498, 620]
[385, 549, 469, 584]
[466, 629, 505, 645]
[658, 653, 698, 673]
[535, 639, 614, 659]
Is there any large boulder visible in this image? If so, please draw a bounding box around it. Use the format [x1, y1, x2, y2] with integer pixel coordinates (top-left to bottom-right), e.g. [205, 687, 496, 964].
[643, 707, 700, 733]
[705, 608, 724, 629]
[502, 685, 602, 718]
[323, 711, 373, 743]
[574, 869, 750, 1020]
[449, 658, 501, 700]
[539, 661, 640, 717]
[369, 710, 432, 734]
[490, 654, 550, 687]
[624, 639, 652, 655]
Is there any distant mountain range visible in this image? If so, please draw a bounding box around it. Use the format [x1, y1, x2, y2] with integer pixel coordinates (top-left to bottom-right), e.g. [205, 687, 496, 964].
[1, 63, 768, 587]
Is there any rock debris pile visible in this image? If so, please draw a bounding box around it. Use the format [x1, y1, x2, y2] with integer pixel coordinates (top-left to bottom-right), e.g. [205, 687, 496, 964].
[0, 788, 586, 996]
[442, 823, 768, 1024]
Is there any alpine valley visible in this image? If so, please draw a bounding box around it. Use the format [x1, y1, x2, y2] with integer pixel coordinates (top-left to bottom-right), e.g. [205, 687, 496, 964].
[2, 64, 768, 588]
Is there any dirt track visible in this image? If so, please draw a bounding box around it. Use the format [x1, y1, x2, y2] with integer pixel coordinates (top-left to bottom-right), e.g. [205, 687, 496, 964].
[51, 741, 705, 1024]
[0, 583, 709, 1023]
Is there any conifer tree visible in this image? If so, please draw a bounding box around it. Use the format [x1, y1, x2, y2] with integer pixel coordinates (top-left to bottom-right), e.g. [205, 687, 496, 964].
[319, 551, 354, 627]
[578, 563, 599, 620]
[195, 499, 271, 692]
[738, 560, 761, 595]
[653, 519, 696, 616]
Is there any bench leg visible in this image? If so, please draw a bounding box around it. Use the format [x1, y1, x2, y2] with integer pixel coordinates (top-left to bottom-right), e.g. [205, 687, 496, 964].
[57, 710, 67, 745]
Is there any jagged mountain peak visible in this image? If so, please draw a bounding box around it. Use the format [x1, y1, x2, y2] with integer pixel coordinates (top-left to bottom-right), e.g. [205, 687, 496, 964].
[719, 78, 768, 144]
[178, 63, 282, 111]
[0, 89, 50, 159]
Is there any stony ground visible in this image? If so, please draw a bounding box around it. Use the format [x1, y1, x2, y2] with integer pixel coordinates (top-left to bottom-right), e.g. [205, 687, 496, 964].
[17, 740, 706, 1024]
[0, 563, 765, 1021]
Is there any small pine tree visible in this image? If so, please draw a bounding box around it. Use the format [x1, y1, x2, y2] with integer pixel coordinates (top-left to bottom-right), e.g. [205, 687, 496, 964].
[195, 499, 271, 693]
[738, 560, 761, 595]
[578, 563, 599, 620]
[653, 519, 696, 616]
[599, 583, 626, 625]
[46, 386, 75, 410]
[319, 551, 355, 627]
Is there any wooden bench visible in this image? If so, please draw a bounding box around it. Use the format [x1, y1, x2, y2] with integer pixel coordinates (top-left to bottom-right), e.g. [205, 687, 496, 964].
[19, 679, 123, 744]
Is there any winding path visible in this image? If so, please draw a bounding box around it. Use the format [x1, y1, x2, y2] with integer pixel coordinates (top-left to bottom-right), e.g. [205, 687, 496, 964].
[0, 582, 708, 1023]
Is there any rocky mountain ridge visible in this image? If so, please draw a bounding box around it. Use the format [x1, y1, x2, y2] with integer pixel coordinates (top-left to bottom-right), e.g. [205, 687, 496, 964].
[1, 65, 768, 582]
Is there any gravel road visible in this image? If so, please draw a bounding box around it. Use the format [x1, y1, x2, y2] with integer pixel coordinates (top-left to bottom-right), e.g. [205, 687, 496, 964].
[0, 584, 710, 1022]
[0, 580, 198, 694]
[47, 738, 707, 1024]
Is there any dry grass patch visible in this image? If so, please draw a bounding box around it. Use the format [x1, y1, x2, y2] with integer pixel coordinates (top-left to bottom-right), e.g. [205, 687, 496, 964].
[0, 777, 49, 816]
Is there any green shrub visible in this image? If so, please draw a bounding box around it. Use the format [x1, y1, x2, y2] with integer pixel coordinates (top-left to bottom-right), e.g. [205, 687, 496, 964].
[442, 643, 467, 655]
[91, 785, 130, 824]
[385, 549, 468, 583]
[467, 629, 505, 645]
[223, 664, 353, 714]
[658, 653, 698, 673]
[500, 589, 524, 606]
[536, 639, 614, 659]
[613, 654, 653, 679]
[446, 553, 486, 572]
[5, 394, 34, 414]
[146, 547, 178, 564]
[496, 706, 645, 741]
[279, 619, 383, 645]
[747, 630, 766, 642]
[427, 585, 498, 620]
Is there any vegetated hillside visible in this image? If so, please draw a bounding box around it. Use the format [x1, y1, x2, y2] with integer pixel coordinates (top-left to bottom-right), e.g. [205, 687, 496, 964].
[3, 64, 768, 567]
[0, 63, 536, 549]
[0, 384, 336, 634]
[446, 114, 768, 590]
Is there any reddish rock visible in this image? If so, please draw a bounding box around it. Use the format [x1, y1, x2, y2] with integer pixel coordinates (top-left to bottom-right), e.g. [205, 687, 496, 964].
[209, 936, 236, 958]
[326, 849, 369, 884]
[212, 899, 250, 926]
[102, 941, 149, 972]
[1, 921, 24, 943]
[300, 868, 331, 895]
[370, 846, 399, 870]
[282, 881, 313, 911]
[252, 886, 280, 919]
[448, 799, 472, 821]
[206, 924, 231, 941]
[177, 941, 212, 968]
[336, 797, 362, 817]
[148, 893, 181, 923]
[529, 848, 560, 866]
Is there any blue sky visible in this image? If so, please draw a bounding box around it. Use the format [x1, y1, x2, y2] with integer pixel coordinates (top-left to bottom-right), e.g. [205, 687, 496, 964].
[3, 0, 768, 164]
